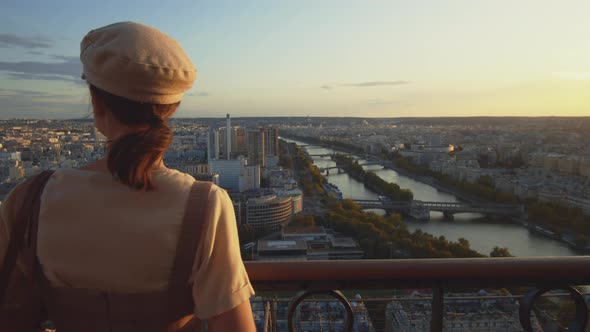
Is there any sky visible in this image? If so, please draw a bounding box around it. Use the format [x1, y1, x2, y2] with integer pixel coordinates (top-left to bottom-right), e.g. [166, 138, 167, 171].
[1, 0, 590, 119]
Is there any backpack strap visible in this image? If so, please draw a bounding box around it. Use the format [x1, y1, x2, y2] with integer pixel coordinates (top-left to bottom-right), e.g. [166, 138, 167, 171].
[0, 170, 54, 304]
[166, 181, 213, 326]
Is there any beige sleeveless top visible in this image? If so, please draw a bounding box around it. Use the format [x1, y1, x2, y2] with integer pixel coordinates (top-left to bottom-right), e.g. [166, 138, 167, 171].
[0, 168, 254, 319]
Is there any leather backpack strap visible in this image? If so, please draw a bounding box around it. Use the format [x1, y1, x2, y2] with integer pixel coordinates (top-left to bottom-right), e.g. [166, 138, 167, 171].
[0, 170, 54, 304]
[167, 181, 213, 322]
[27, 171, 56, 279]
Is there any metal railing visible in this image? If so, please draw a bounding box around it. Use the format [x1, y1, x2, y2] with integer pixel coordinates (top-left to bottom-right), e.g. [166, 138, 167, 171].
[245, 257, 590, 331]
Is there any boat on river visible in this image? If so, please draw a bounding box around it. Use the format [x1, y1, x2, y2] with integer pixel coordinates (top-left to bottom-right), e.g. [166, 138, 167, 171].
[530, 225, 559, 240]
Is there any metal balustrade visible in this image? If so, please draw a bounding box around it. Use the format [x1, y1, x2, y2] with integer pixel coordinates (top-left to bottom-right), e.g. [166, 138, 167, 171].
[245, 257, 590, 331]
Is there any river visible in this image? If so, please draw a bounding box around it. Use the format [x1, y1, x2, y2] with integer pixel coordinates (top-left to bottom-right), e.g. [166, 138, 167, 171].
[286, 139, 577, 257]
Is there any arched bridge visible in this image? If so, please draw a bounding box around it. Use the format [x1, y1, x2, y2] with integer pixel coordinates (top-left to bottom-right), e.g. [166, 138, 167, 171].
[357, 160, 382, 166]
[415, 201, 523, 216]
[352, 199, 524, 220]
[353, 199, 411, 210]
[318, 161, 382, 174]
[319, 166, 341, 171]
[308, 153, 334, 157]
[318, 166, 343, 175]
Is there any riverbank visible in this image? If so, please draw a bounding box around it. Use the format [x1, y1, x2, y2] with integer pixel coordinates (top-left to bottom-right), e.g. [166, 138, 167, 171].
[386, 159, 590, 254]
[283, 136, 586, 255]
[283, 135, 480, 202]
[333, 153, 413, 201]
[382, 163, 484, 203]
[283, 138, 486, 258]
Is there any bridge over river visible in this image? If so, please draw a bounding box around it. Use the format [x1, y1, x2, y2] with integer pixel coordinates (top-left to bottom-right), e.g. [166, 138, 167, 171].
[318, 161, 382, 175]
[353, 199, 524, 221]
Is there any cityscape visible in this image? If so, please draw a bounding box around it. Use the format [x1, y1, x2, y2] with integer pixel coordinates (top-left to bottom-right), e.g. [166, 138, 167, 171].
[2, 1, 590, 330]
[1, 115, 589, 331]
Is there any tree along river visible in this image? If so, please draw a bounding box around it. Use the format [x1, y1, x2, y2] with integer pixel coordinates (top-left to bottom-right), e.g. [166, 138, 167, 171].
[287, 140, 577, 256]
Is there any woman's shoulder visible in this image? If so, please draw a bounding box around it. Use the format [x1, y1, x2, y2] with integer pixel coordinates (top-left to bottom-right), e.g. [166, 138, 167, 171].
[153, 169, 227, 198]
[1, 170, 58, 232]
[153, 169, 231, 205]
[42, 167, 228, 207]
[49, 167, 196, 191]
[152, 168, 196, 189]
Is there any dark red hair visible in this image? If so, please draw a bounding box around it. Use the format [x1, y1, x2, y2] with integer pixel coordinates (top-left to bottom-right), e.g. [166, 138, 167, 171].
[90, 85, 179, 191]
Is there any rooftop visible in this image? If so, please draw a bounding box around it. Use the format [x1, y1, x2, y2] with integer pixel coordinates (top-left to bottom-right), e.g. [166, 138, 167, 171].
[282, 226, 326, 236]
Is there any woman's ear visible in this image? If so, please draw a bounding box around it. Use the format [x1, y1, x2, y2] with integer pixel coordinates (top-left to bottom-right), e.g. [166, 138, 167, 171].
[90, 91, 106, 117]
[90, 89, 108, 137]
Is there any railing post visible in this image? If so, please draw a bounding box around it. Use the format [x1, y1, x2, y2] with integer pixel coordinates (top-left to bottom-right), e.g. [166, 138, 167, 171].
[519, 286, 588, 332]
[263, 300, 271, 332]
[287, 290, 353, 332]
[431, 286, 444, 332]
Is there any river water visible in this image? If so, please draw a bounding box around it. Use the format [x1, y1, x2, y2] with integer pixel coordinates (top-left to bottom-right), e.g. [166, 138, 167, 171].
[287, 140, 577, 257]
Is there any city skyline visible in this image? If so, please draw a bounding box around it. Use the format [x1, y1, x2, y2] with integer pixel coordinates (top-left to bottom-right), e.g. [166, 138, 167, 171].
[0, 115, 585, 330]
[1, 1, 590, 119]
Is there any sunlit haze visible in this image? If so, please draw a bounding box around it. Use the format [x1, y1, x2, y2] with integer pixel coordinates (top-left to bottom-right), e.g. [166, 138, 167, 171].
[1, 0, 590, 118]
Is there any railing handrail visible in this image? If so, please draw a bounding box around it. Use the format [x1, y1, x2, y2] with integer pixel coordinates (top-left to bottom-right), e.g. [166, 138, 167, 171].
[251, 293, 590, 302]
[245, 257, 590, 331]
[245, 257, 590, 290]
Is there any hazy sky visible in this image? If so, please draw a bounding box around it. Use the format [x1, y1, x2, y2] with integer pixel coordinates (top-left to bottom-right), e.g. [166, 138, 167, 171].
[1, 0, 590, 118]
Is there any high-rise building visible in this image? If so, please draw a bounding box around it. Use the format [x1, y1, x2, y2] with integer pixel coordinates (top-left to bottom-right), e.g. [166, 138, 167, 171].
[247, 128, 266, 168]
[219, 126, 247, 157]
[207, 129, 219, 160]
[226, 113, 231, 159]
[264, 128, 279, 157]
[209, 158, 246, 190]
[216, 114, 234, 160]
[234, 127, 247, 154]
[218, 127, 229, 159]
[239, 165, 261, 192]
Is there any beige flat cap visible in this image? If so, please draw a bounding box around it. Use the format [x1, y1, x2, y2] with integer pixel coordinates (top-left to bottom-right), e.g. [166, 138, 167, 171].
[81, 21, 196, 104]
